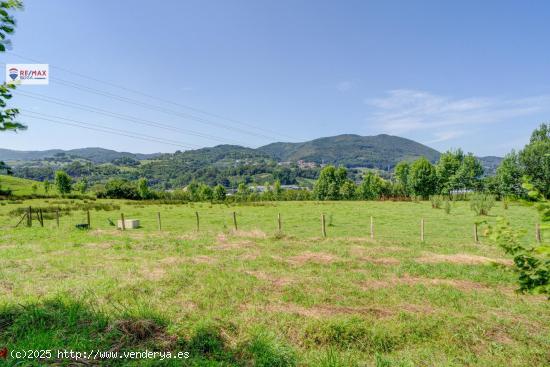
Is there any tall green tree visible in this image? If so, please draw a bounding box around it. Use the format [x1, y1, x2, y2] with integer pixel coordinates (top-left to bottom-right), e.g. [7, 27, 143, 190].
[409, 157, 438, 199]
[339, 180, 357, 200]
[273, 179, 282, 200]
[454, 153, 484, 190]
[54, 170, 72, 194]
[394, 161, 410, 193]
[0, 1, 25, 132]
[358, 171, 386, 200]
[519, 123, 550, 198]
[313, 166, 349, 200]
[0, 160, 12, 174]
[435, 149, 463, 194]
[198, 183, 213, 201]
[43, 179, 51, 194]
[136, 178, 150, 199]
[213, 184, 226, 201]
[495, 151, 525, 198]
[74, 178, 88, 194]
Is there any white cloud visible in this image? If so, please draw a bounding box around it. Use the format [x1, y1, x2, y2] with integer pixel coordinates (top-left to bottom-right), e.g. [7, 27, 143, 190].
[425, 130, 465, 143]
[365, 89, 550, 142]
[336, 81, 353, 92]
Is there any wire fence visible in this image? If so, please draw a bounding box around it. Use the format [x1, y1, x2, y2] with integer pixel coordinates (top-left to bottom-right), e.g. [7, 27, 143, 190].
[1, 203, 544, 246]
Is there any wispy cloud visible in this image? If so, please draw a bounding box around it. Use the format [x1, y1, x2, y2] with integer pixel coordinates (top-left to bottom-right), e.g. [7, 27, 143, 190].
[336, 80, 353, 92]
[425, 130, 465, 143]
[365, 89, 550, 143]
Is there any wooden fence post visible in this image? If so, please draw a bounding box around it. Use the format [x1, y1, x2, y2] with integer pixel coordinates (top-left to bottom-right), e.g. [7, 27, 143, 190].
[27, 206, 32, 227]
[157, 212, 162, 231]
[56, 208, 60, 228]
[421, 218, 425, 242]
[277, 213, 282, 232]
[87, 210, 91, 229]
[321, 213, 327, 238]
[195, 211, 200, 232]
[38, 209, 44, 227]
[233, 211, 238, 231]
[370, 216, 374, 239]
[474, 223, 479, 243]
[536, 223, 541, 243]
[120, 213, 126, 231]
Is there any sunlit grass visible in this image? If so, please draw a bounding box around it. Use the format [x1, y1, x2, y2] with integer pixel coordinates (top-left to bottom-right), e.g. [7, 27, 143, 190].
[0, 199, 548, 366]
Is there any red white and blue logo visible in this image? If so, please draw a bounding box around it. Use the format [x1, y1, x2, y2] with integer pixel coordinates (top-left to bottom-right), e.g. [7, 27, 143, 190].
[8, 67, 18, 81]
[5, 64, 49, 85]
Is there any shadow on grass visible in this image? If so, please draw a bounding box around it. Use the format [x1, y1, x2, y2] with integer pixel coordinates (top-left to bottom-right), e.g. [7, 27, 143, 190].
[0, 298, 296, 366]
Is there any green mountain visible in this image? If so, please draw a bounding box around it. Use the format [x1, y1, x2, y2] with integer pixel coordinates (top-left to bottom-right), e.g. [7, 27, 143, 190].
[258, 134, 441, 168]
[0, 147, 159, 164]
[2, 134, 502, 189]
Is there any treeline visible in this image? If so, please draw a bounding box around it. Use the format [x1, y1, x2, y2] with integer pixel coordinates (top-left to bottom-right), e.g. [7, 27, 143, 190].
[311, 123, 549, 201]
[15, 124, 550, 203]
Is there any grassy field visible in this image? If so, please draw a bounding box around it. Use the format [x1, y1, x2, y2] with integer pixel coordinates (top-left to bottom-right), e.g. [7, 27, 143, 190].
[0, 199, 548, 366]
[0, 175, 47, 196]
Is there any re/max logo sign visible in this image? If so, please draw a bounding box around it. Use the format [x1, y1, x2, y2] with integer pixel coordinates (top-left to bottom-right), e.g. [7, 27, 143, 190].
[5, 64, 49, 85]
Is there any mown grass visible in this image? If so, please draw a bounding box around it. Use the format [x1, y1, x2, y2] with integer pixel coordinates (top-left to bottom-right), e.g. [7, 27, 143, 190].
[0, 199, 548, 366]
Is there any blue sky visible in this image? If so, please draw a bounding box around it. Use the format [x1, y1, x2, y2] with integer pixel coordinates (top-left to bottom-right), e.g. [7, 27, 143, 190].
[1, 0, 549, 156]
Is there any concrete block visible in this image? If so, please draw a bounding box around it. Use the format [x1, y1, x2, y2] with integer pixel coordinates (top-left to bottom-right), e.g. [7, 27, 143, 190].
[117, 219, 140, 229]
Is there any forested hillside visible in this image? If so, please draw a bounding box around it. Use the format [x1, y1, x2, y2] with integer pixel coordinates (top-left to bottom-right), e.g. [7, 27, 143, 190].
[258, 134, 441, 167]
[1, 134, 500, 189]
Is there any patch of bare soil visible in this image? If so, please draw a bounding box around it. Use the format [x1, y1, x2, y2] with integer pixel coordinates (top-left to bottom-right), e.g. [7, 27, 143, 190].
[211, 232, 257, 250]
[344, 237, 377, 244]
[230, 229, 267, 239]
[351, 245, 408, 254]
[349, 246, 403, 265]
[416, 253, 513, 266]
[485, 327, 514, 344]
[158, 256, 185, 265]
[211, 241, 255, 250]
[245, 270, 292, 287]
[287, 251, 339, 265]
[84, 242, 113, 249]
[243, 302, 393, 318]
[238, 252, 259, 261]
[362, 274, 503, 292]
[191, 255, 216, 264]
[177, 232, 201, 240]
[108, 319, 178, 349]
[142, 268, 166, 281]
[361, 256, 400, 265]
[0, 280, 13, 292]
[399, 303, 435, 314]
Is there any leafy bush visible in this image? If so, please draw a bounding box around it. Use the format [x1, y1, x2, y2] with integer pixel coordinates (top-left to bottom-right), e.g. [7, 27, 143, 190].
[470, 193, 495, 215]
[97, 179, 140, 200]
[429, 195, 443, 209]
[490, 181, 549, 297]
[443, 199, 451, 214]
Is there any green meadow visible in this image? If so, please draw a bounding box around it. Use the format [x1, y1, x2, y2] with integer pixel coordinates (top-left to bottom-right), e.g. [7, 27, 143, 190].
[0, 198, 548, 366]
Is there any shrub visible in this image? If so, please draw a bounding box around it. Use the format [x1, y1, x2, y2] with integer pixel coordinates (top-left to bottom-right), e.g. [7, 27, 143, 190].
[443, 199, 451, 214]
[469, 193, 495, 215]
[429, 195, 443, 209]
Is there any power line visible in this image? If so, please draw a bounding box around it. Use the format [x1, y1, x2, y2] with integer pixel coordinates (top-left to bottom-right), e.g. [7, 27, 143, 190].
[16, 90, 247, 146]
[21, 110, 198, 150]
[5, 52, 298, 141]
[50, 77, 278, 141]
